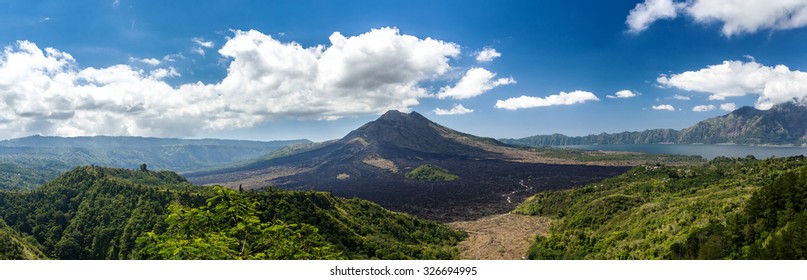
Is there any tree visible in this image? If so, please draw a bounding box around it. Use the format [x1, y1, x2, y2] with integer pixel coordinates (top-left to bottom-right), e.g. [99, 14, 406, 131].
[139, 164, 147, 172]
[136, 186, 342, 260]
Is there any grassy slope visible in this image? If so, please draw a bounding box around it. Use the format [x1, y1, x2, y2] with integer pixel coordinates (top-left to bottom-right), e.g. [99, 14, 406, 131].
[515, 156, 806, 259]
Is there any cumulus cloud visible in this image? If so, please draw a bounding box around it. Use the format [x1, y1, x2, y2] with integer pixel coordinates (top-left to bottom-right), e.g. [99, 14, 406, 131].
[720, 102, 737, 111]
[627, 0, 807, 36]
[495, 90, 599, 110]
[475, 47, 501, 62]
[672, 94, 691, 100]
[652, 104, 676, 111]
[437, 67, 515, 100]
[657, 60, 807, 109]
[606, 89, 638, 99]
[433, 104, 473, 115]
[0, 28, 485, 138]
[692, 104, 716, 112]
[626, 0, 684, 34]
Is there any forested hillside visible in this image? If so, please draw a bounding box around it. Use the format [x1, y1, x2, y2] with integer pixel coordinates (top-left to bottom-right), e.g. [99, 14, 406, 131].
[516, 156, 807, 259]
[0, 217, 46, 260]
[0, 166, 463, 259]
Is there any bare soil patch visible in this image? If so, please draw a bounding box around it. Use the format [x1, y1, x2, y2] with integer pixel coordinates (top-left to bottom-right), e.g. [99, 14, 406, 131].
[449, 213, 550, 260]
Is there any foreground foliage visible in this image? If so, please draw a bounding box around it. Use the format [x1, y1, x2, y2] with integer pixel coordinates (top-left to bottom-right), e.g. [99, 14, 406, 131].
[516, 156, 807, 259]
[0, 166, 463, 259]
[0, 217, 46, 260]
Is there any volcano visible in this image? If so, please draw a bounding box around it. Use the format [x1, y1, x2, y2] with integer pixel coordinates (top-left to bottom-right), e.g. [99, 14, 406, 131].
[187, 110, 629, 221]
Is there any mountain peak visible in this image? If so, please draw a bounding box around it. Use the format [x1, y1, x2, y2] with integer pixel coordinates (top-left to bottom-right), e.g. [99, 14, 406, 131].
[377, 110, 427, 122]
[335, 110, 499, 157]
[378, 109, 407, 119]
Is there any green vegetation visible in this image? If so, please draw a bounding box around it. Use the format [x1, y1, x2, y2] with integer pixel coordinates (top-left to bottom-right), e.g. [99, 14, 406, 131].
[405, 164, 460, 182]
[137, 186, 342, 260]
[675, 162, 807, 259]
[252, 189, 464, 259]
[516, 156, 807, 259]
[0, 166, 464, 260]
[501, 129, 680, 146]
[0, 217, 47, 260]
[0, 166, 201, 259]
[0, 162, 65, 191]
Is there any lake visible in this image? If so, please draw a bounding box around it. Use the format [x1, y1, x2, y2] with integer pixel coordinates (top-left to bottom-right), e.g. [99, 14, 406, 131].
[559, 144, 807, 160]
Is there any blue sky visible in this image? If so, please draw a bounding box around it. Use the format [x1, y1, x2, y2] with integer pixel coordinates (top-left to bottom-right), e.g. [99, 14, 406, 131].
[1, 0, 806, 141]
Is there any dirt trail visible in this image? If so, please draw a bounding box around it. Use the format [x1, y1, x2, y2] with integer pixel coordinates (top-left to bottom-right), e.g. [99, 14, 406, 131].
[448, 213, 550, 260]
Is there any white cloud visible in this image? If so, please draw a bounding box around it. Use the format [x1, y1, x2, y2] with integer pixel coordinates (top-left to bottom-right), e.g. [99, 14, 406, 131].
[0, 28, 480, 138]
[495, 90, 599, 110]
[606, 89, 638, 99]
[692, 104, 716, 112]
[162, 53, 184, 62]
[437, 67, 515, 100]
[148, 67, 180, 80]
[433, 104, 473, 115]
[652, 104, 676, 111]
[191, 38, 215, 56]
[688, 0, 807, 36]
[191, 47, 205, 56]
[626, 0, 684, 34]
[672, 94, 691, 100]
[133, 57, 160, 66]
[192, 37, 215, 48]
[627, 0, 807, 36]
[657, 60, 807, 109]
[720, 102, 737, 111]
[475, 47, 501, 62]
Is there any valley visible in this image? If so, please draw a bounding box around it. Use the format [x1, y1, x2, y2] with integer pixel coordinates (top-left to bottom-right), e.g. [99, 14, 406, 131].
[1, 109, 803, 260]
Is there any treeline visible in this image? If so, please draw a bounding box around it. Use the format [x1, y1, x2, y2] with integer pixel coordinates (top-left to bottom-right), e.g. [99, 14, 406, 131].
[516, 156, 807, 259]
[501, 129, 679, 147]
[0, 166, 463, 260]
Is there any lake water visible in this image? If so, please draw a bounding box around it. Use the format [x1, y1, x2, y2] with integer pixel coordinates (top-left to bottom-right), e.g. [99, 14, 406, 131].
[559, 144, 807, 160]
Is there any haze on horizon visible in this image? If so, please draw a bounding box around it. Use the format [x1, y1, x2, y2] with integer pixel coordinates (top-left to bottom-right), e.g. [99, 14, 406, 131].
[1, 0, 807, 142]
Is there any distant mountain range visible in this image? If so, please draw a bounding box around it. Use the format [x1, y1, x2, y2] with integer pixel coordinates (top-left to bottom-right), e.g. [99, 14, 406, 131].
[501, 101, 807, 147]
[187, 110, 628, 221]
[0, 135, 308, 190]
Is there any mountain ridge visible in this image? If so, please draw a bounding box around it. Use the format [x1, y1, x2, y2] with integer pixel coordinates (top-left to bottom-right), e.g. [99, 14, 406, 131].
[502, 101, 807, 146]
[0, 135, 310, 190]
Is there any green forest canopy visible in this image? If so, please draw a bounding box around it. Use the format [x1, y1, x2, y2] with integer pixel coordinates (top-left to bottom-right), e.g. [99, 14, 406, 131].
[0, 166, 464, 260]
[517, 156, 807, 259]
